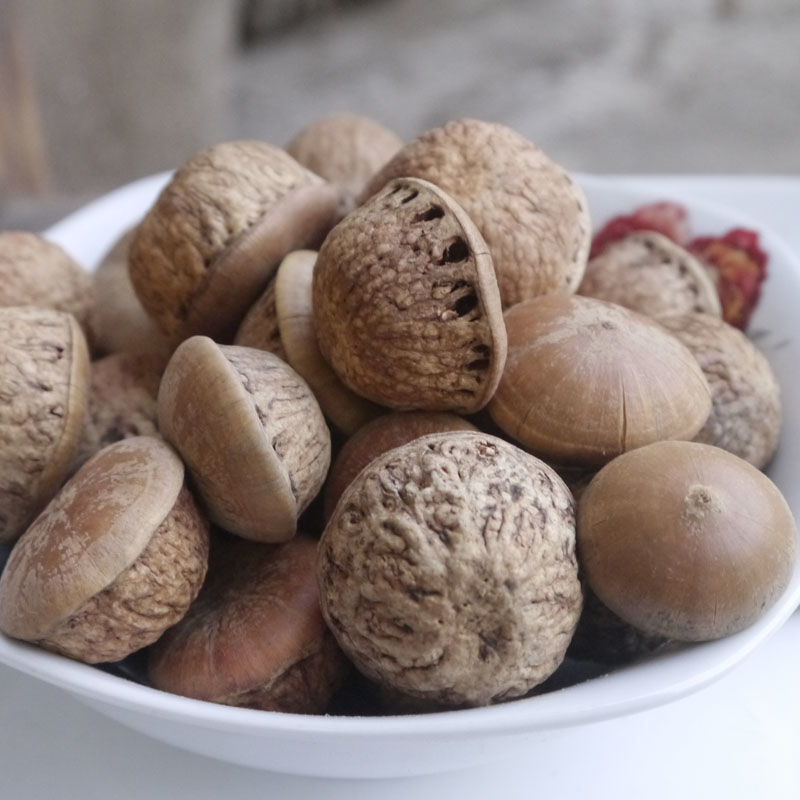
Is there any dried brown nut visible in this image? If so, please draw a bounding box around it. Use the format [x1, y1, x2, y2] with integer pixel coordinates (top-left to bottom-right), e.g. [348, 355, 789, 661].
[360, 118, 591, 307]
[272, 249, 383, 434]
[233, 273, 287, 360]
[286, 112, 404, 216]
[0, 436, 210, 663]
[658, 312, 781, 469]
[149, 533, 349, 713]
[158, 336, 331, 543]
[488, 294, 712, 468]
[0, 307, 90, 544]
[129, 140, 341, 345]
[0, 231, 95, 347]
[323, 410, 478, 522]
[70, 351, 164, 473]
[577, 440, 797, 641]
[317, 431, 582, 708]
[313, 176, 507, 414]
[90, 227, 172, 359]
[578, 231, 722, 319]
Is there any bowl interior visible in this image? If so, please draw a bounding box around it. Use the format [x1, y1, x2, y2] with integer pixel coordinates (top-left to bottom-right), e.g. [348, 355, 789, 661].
[0, 171, 798, 764]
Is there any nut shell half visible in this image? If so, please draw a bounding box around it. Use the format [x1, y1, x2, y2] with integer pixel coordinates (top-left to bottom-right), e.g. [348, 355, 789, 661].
[313, 176, 507, 414]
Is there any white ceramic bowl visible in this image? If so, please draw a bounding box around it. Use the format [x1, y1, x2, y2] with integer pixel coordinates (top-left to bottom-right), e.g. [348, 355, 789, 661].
[0, 173, 798, 779]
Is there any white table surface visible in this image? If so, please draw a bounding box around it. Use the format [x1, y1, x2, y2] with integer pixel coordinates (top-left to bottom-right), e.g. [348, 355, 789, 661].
[2, 176, 799, 799]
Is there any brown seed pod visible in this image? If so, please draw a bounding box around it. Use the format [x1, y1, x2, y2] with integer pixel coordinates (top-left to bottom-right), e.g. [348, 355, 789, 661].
[148, 533, 350, 713]
[488, 294, 712, 468]
[70, 351, 165, 473]
[322, 410, 478, 522]
[129, 140, 341, 345]
[360, 118, 591, 307]
[578, 231, 722, 319]
[233, 273, 287, 360]
[89, 227, 172, 359]
[0, 307, 90, 543]
[0, 231, 95, 347]
[0, 437, 210, 663]
[317, 431, 582, 708]
[313, 176, 507, 414]
[158, 336, 331, 543]
[286, 112, 404, 216]
[658, 312, 781, 469]
[577, 440, 797, 642]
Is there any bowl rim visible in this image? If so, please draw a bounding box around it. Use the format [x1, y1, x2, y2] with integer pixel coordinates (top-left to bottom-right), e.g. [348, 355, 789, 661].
[1, 171, 798, 741]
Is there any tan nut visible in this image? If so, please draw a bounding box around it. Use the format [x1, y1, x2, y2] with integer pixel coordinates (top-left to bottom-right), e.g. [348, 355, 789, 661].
[129, 140, 341, 345]
[286, 112, 403, 216]
[0, 307, 90, 543]
[0, 231, 95, 348]
[658, 312, 781, 468]
[0, 436, 210, 663]
[578, 231, 722, 319]
[158, 336, 331, 543]
[149, 533, 349, 713]
[488, 294, 712, 468]
[360, 118, 591, 307]
[317, 431, 582, 708]
[313, 176, 507, 414]
[233, 273, 287, 360]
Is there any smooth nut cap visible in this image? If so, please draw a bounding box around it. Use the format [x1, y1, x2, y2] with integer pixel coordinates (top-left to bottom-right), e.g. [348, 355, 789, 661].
[313, 176, 507, 414]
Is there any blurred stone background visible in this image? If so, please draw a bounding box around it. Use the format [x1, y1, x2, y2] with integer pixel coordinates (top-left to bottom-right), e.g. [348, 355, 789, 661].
[2, 0, 799, 230]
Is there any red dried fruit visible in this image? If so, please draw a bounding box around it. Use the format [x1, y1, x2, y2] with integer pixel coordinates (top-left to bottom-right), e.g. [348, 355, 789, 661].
[688, 228, 768, 331]
[590, 201, 690, 258]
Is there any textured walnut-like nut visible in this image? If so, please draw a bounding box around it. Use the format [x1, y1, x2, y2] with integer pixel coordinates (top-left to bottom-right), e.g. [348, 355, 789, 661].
[0, 436, 210, 663]
[90, 227, 172, 359]
[360, 118, 591, 307]
[318, 431, 582, 708]
[158, 336, 331, 543]
[70, 351, 164, 473]
[488, 294, 713, 468]
[149, 533, 350, 713]
[578, 231, 722, 319]
[129, 140, 341, 345]
[0, 307, 90, 543]
[286, 112, 403, 216]
[0, 231, 95, 346]
[313, 176, 507, 414]
[658, 312, 781, 468]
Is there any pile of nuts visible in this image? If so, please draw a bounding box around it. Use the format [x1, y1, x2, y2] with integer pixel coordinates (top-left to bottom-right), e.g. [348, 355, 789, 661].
[0, 114, 796, 714]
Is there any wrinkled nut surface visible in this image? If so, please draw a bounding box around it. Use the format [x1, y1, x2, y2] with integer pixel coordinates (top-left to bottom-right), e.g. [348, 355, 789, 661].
[0, 437, 210, 663]
[658, 312, 782, 469]
[313, 176, 507, 414]
[90, 227, 172, 359]
[488, 294, 713, 467]
[286, 112, 404, 216]
[0, 231, 95, 345]
[577, 440, 797, 641]
[360, 118, 591, 307]
[578, 231, 723, 319]
[158, 336, 331, 543]
[129, 140, 340, 345]
[149, 533, 349, 713]
[318, 431, 582, 708]
[70, 351, 164, 473]
[0, 307, 90, 543]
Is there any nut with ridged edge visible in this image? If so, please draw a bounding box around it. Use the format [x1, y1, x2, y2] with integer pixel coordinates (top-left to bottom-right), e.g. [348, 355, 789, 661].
[129, 140, 341, 346]
[658, 312, 781, 468]
[158, 336, 331, 543]
[149, 532, 350, 713]
[317, 431, 582, 708]
[488, 294, 712, 468]
[578, 231, 722, 319]
[360, 118, 591, 307]
[0, 307, 90, 543]
[313, 176, 507, 414]
[233, 272, 287, 360]
[0, 436, 210, 663]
